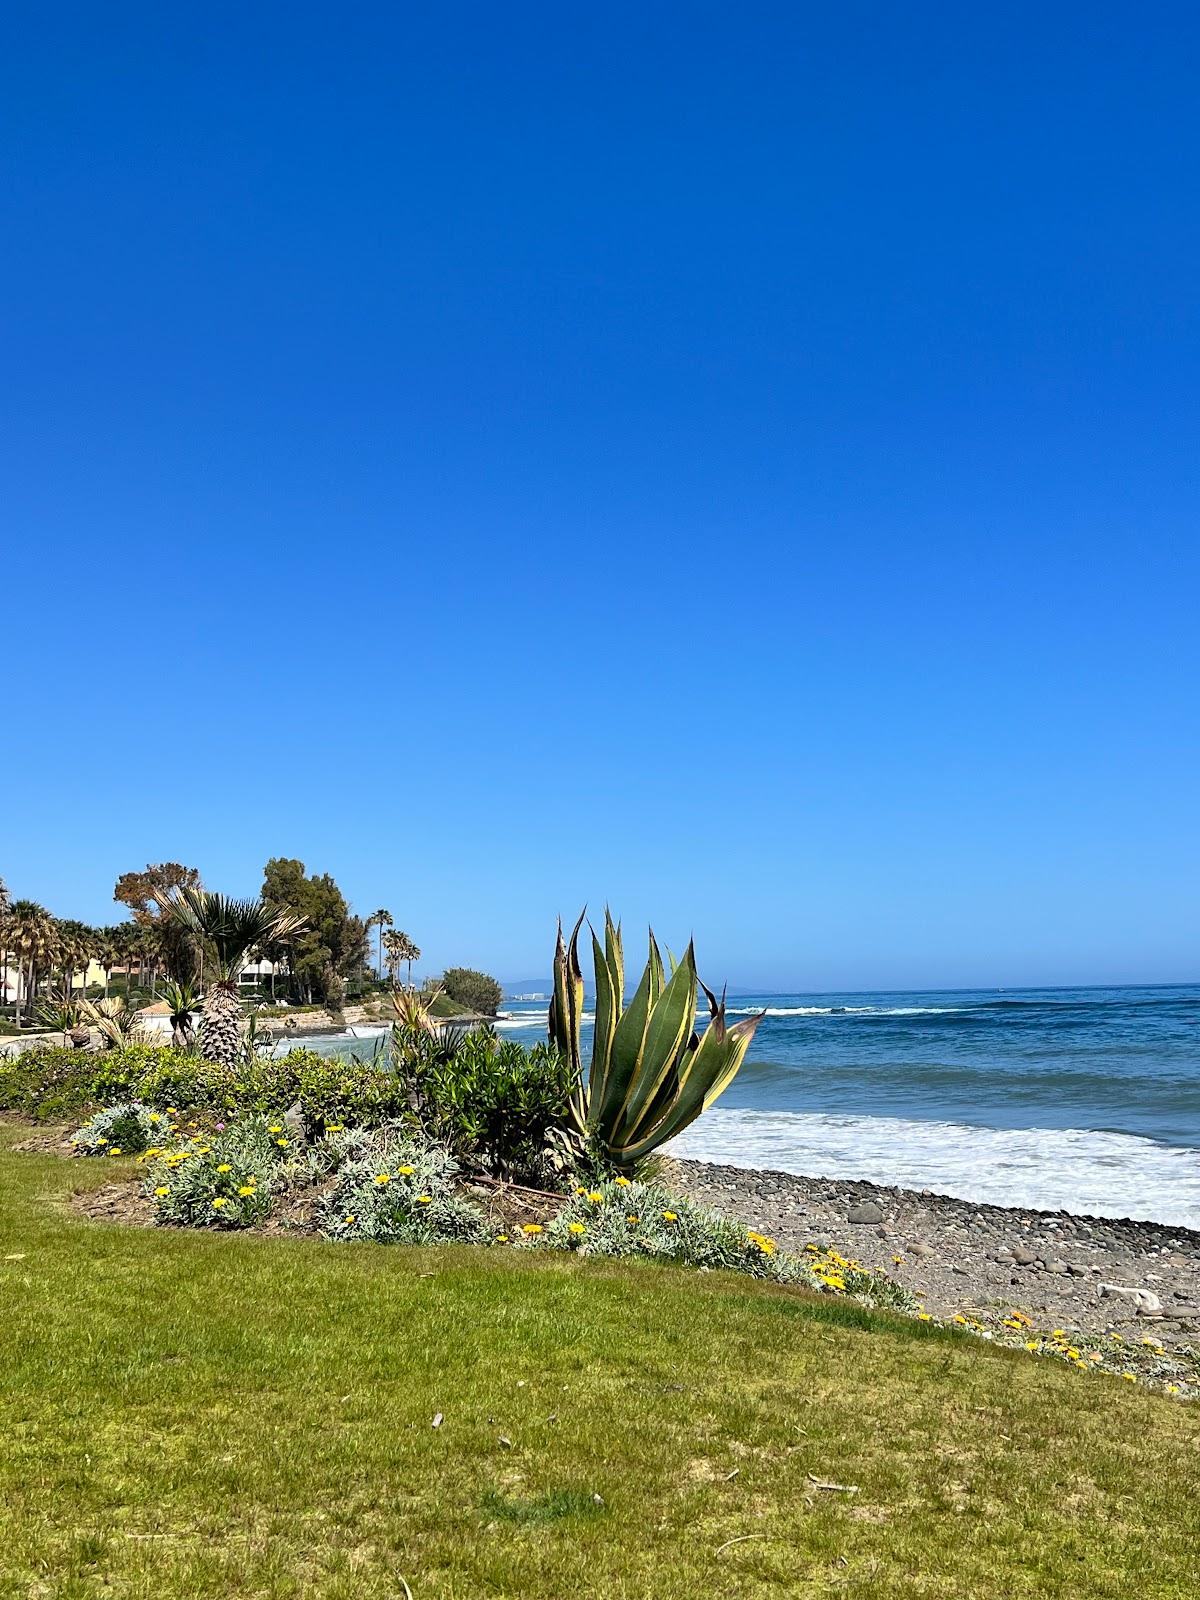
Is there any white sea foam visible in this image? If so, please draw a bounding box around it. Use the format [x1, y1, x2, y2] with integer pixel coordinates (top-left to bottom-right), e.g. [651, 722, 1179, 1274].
[668, 1108, 1200, 1228]
[724, 1004, 961, 1017]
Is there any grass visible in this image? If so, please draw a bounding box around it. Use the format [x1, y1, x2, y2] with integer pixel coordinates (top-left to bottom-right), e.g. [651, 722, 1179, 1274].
[1, 1131, 1197, 1599]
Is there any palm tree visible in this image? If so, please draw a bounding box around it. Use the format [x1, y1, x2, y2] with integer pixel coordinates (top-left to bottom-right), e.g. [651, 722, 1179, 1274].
[396, 931, 420, 988]
[157, 888, 307, 1067]
[368, 909, 392, 981]
[5, 901, 57, 1028]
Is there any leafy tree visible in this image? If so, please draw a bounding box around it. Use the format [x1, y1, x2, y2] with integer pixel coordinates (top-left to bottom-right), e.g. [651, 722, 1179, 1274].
[440, 967, 502, 1017]
[114, 862, 203, 984]
[261, 859, 370, 1006]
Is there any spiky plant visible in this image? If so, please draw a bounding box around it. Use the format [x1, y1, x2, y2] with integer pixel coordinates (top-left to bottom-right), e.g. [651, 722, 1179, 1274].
[550, 909, 765, 1172]
[159, 977, 200, 1049]
[157, 889, 306, 1067]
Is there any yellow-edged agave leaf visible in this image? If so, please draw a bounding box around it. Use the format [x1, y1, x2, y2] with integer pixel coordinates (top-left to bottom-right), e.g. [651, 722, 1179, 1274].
[550, 909, 586, 1082]
[621, 1010, 764, 1163]
[597, 939, 657, 1134]
[616, 945, 697, 1141]
[588, 911, 623, 1111]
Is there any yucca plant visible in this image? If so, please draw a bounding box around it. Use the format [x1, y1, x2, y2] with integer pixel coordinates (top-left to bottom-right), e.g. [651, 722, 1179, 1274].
[157, 889, 307, 1067]
[550, 909, 764, 1172]
[159, 977, 200, 1050]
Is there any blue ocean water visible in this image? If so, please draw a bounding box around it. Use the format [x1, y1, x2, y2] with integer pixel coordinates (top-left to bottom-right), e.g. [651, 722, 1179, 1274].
[491, 984, 1200, 1226]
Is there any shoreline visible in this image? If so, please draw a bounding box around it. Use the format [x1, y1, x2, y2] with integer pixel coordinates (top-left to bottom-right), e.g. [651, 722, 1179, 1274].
[669, 1155, 1200, 1345]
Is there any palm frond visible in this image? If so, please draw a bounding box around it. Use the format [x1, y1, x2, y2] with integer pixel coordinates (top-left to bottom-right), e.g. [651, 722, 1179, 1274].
[156, 887, 307, 984]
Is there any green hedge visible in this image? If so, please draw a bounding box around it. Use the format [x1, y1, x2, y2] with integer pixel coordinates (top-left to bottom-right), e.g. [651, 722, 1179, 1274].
[0, 1045, 410, 1133]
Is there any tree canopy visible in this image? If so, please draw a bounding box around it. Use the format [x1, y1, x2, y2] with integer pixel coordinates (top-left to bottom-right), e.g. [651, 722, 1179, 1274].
[261, 858, 369, 1007]
[441, 967, 503, 1017]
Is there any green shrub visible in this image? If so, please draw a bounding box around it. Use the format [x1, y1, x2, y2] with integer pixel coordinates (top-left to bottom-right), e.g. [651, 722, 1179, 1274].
[439, 968, 503, 1017]
[71, 1101, 169, 1157]
[141, 1118, 289, 1229]
[318, 1125, 488, 1246]
[401, 1033, 571, 1181]
[516, 1178, 917, 1308]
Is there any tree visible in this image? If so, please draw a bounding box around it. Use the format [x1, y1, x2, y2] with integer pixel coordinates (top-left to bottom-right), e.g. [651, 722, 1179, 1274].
[157, 889, 306, 1066]
[441, 966, 502, 1017]
[368, 908, 393, 981]
[5, 901, 57, 1028]
[260, 859, 370, 1006]
[114, 862, 203, 984]
[387, 928, 425, 985]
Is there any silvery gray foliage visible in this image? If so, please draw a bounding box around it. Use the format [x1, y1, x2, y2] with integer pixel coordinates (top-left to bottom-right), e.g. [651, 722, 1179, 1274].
[318, 1126, 488, 1245]
[72, 1101, 168, 1157]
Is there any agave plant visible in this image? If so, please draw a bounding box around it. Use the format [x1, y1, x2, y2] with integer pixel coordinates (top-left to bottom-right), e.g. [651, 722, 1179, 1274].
[78, 995, 149, 1049]
[157, 889, 307, 1067]
[37, 989, 89, 1047]
[550, 910, 764, 1172]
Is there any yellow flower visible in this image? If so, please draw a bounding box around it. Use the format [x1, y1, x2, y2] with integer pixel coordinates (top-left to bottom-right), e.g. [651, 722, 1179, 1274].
[568, 1222, 586, 1235]
[1166, 1384, 1180, 1395]
[397, 1165, 415, 1176]
[1025, 1340, 1039, 1351]
[918, 1313, 933, 1322]
[97, 1137, 108, 1146]
[269, 1125, 283, 1134]
[148, 1113, 161, 1123]
[1052, 1329, 1066, 1341]
[166, 1107, 178, 1115]
[108, 1147, 122, 1156]
[416, 1195, 432, 1205]
[1121, 1373, 1137, 1383]
[197, 1146, 212, 1155]
[496, 1234, 509, 1244]
[626, 1214, 639, 1225]
[587, 1191, 604, 1204]
[238, 1185, 255, 1197]
[825, 1275, 846, 1290]
[575, 1185, 587, 1195]
[344, 1215, 355, 1224]
[662, 1211, 678, 1222]
[216, 1163, 233, 1173]
[615, 1176, 632, 1186]
[154, 1186, 170, 1197]
[1067, 1348, 1080, 1360]
[325, 1124, 344, 1133]
[275, 1138, 289, 1149]
[952, 1314, 968, 1326]
[374, 1174, 391, 1186]
[522, 1223, 544, 1235]
[892, 1254, 905, 1265]
[212, 1197, 228, 1209]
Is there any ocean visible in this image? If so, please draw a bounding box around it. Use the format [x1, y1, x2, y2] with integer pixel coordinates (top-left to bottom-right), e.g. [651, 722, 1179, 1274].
[490, 984, 1200, 1228]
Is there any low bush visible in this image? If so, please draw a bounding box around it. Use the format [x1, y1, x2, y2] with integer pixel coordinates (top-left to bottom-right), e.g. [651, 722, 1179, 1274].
[71, 1101, 169, 1157]
[141, 1118, 291, 1229]
[399, 1032, 571, 1181]
[318, 1125, 488, 1246]
[516, 1177, 917, 1309]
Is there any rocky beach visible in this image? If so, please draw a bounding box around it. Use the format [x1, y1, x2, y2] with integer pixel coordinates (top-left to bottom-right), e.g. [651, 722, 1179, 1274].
[672, 1156, 1200, 1347]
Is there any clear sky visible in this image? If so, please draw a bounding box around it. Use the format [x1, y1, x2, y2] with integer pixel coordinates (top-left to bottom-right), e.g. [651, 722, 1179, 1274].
[4, 3, 1198, 991]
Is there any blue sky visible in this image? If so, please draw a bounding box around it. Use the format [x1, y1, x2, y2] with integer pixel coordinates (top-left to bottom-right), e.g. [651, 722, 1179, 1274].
[4, 3, 1198, 989]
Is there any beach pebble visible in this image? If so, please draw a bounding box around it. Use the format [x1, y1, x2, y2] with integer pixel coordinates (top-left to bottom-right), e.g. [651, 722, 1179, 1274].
[1012, 1246, 1037, 1266]
[908, 1242, 933, 1258]
[1047, 1261, 1070, 1275]
[847, 1202, 885, 1225]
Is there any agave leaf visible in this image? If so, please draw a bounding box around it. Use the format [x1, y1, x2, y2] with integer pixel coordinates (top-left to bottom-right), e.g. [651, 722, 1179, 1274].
[620, 1009, 763, 1164]
[597, 944, 655, 1134]
[616, 944, 697, 1144]
[587, 910, 623, 1115]
[647, 932, 666, 1008]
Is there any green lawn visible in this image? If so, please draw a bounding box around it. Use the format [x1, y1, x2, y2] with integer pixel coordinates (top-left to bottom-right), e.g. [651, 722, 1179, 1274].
[2, 1130, 1197, 1599]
